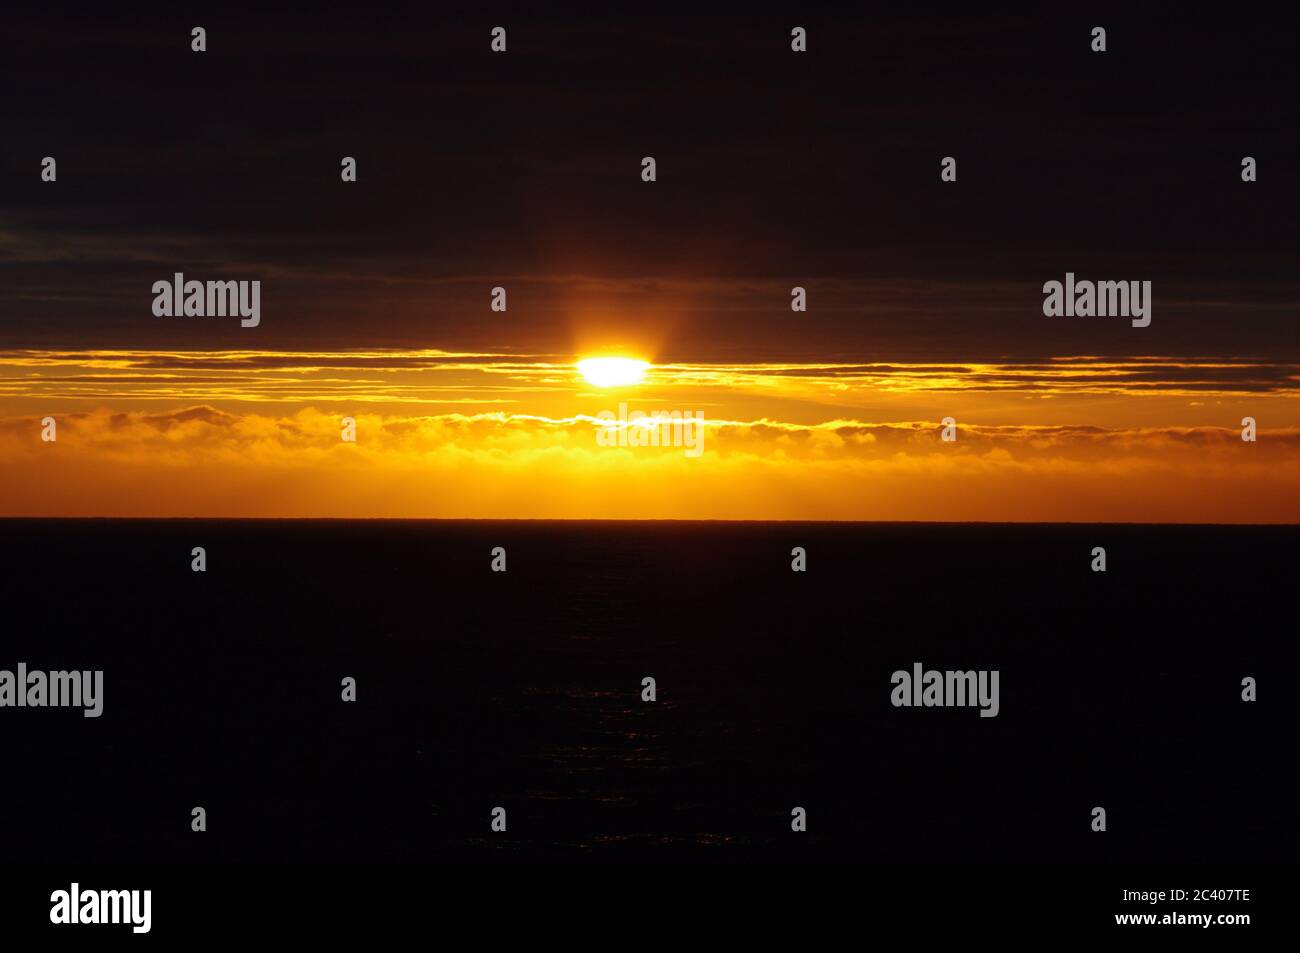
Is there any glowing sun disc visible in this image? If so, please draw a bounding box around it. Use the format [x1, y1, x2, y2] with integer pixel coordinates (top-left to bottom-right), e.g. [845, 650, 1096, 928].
[578, 357, 649, 387]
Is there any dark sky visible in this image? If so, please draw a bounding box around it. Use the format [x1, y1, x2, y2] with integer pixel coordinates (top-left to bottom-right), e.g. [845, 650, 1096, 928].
[3, 8, 1297, 361]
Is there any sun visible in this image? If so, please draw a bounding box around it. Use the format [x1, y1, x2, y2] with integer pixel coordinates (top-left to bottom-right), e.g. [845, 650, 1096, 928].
[577, 356, 649, 387]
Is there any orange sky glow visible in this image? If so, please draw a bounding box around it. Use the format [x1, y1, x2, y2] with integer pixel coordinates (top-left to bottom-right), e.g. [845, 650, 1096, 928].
[3, 348, 1297, 521]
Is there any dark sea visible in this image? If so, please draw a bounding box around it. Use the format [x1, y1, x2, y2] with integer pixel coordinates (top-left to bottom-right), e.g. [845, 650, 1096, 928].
[1, 520, 1294, 863]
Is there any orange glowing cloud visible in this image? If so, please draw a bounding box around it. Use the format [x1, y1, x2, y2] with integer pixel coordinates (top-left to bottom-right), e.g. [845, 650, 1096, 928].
[2, 404, 1297, 522]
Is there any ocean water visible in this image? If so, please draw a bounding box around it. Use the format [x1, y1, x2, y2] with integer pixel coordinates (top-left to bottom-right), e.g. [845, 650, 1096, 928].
[1, 519, 1293, 863]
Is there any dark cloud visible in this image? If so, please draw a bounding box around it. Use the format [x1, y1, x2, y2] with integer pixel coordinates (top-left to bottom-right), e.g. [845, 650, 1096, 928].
[3, 10, 1297, 360]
